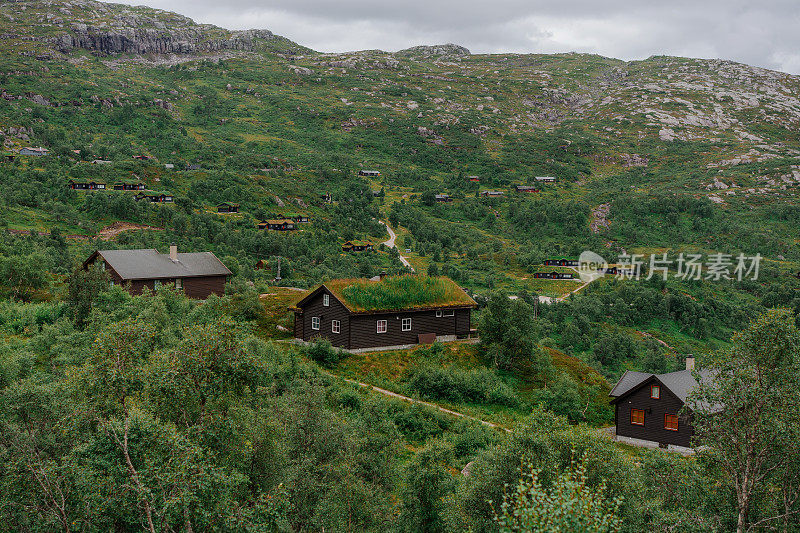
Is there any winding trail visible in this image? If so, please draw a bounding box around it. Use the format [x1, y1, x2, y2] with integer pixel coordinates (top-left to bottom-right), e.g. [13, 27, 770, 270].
[340, 376, 511, 432]
[380, 221, 415, 272]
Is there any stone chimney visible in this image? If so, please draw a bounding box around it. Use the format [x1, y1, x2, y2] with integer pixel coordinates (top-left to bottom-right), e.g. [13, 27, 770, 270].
[685, 356, 695, 372]
[169, 243, 178, 261]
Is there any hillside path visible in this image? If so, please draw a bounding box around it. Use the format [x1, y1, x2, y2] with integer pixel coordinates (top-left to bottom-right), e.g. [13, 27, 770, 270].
[379, 221, 415, 272]
[339, 375, 511, 432]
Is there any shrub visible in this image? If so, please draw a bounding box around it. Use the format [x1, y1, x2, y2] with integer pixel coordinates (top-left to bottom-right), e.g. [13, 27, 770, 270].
[403, 363, 520, 407]
[306, 338, 342, 367]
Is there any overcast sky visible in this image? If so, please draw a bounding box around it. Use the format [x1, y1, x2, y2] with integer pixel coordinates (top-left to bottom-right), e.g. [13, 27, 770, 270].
[135, 0, 800, 74]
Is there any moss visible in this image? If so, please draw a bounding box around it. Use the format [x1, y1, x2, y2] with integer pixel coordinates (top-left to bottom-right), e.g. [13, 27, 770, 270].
[326, 275, 475, 312]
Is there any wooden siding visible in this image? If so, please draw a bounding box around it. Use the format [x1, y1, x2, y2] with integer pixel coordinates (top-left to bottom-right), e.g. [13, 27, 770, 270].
[293, 290, 472, 350]
[295, 288, 351, 349]
[614, 377, 694, 447]
[88, 257, 226, 299]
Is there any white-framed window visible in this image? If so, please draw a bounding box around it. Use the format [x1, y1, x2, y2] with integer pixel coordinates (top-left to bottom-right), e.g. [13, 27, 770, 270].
[311, 316, 320, 330]
[402, 318, 412, 331]
[154, 280, 161, 289]
[175, 278, 183, 290]
[376, 320, 387, 333]
[436, 310, 443, 317]
[443, 310, 454, 317]
[332, 320, 340, 334]
[323, 294, 330, 306]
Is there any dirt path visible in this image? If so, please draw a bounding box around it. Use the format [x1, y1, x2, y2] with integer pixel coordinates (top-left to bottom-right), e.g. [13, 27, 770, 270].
[380, 221, 415, 272]
[97, 221, 163, 240]
[339, 376, 511, 432]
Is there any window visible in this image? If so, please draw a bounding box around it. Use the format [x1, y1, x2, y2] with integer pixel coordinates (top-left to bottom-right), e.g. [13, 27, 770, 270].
[402, 318, 412, 331]
[630, 409, 645, 426]
[442, 310, 455, 317]
[323, 294, 329, 306]
[664, 414, 679, 431]
[377, 320, 387, 334]
[650, 385, 660, 399]
[154, 280, 161, 289]
[436, 310, 443, 318]
[311, 317, 320, 330]
[331, 320, 340, 334]
[175, 278, 183, 290]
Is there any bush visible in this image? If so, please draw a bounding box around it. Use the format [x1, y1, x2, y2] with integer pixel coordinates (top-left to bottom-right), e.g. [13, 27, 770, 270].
[403, 363, 520, 407]
[306, 338, 342, 367]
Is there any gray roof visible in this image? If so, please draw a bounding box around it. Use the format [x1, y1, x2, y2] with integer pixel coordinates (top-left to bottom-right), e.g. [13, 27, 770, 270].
[96, 249, 231, 280]
[609, 369, 716, 403]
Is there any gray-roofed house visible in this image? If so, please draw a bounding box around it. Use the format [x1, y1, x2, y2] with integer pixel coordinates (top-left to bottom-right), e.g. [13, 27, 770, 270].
[83, 245, 231, 299]
[609, 357, 715, 450]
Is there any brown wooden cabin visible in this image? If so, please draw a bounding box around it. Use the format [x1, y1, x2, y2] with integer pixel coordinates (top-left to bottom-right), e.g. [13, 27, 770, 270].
[114, 182, 146, 191]
[290, 276, 477, 351]
[535, 176, 557, 183]
[480, 190, 504, 198]
[609, 359, 715, 448]
[258, 219, 296, 231]
[134, 192, 173, 203]
[342, 240, 374, 252]
[217, 202, 240, 213]
[255, 259, 269, 270]
[358, 170, 381, 177]
[83, 246, 231, 299]
[282, 213, 310, 223]
[515, 185, 540, 193]
[533, 271, 574, 279]
[467, 176, 480, 182]
[69, 179, 106, 190]
[544, 259, 579, 267]
[132, 155, 152, 161]
[4, 154, 16, 162]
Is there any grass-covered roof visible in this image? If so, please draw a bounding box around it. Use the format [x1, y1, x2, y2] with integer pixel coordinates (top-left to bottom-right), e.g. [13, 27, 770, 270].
[320, 275, 476, 313]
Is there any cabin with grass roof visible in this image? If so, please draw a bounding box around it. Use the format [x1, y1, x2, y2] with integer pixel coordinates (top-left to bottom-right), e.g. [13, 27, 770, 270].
[290, 275, 477, 352]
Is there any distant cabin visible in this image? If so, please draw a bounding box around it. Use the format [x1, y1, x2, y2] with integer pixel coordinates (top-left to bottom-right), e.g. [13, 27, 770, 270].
[255, 259, 269, 270]
[83, 246, 231, 299]
[186, 164, 201, 171]
[259, 219, 296, 231]
[609, 358, 716, 449]
[113, 182, 145, 191]
[480, 190, 504, 198]
[4, 154, 16, 162]
[164, 164, 175, 170]
[467, 176, 480, 182]
[535, 176, 557, 183]
[91, 159, 113, 165]
[544, 259, 579, 267]
[358, 170, 381, 177]
[19, 147, 49, 156]
[515, 185, 540, 193]
[342, 240, 374, 252]
[290, 275, 477, 352]
[321, 192, 333, 204]
[281, 213, 310, 223]
[133, 155, 152, 161]
[533, 271, 574, 279]
[69, 179, 106, 191]
[134, 192, 173, 203]
[217, 202, 240, 213]
[434, 194, 453, 202]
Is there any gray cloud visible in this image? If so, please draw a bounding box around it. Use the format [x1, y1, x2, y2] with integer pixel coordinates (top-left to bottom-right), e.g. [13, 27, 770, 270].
[136, 0, 800, 73]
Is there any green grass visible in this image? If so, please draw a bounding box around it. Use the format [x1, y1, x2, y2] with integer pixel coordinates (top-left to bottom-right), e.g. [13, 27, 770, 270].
[329, 275, 475, 312]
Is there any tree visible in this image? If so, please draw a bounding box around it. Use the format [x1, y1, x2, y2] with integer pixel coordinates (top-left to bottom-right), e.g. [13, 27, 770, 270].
[478, 292, 536, 370]
[66, 265, 109, 328]
[399, 440, 455, 533]
[493, 455, 623, 533]
[0, 253, 49, 300]
[690, 309, 800, 533]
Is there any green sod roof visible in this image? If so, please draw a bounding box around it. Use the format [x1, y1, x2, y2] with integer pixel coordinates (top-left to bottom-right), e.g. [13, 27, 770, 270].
[318, 275, 476, 313]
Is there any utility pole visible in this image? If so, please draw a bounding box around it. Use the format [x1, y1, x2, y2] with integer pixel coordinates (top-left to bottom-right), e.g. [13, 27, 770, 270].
[275, 257, 282, 282]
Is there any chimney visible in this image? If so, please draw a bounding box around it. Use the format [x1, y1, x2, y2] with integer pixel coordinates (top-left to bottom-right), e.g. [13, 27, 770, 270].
[379, 271, 387, 281]
[169, 243, 178, 261]
[685, 356, 695, 372]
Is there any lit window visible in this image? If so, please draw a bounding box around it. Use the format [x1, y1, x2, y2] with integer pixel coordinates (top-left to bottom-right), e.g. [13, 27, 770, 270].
[311, 317, 320, 330]
[436, 310, 443, 317]
[377, 320, 387, 333]
[664, 414, 679, 431]
[332, 320, 340, 334]
[323, 294, 329, 306]
[443, 310, 455, 317]
[650, 385, 660, 399]
[630, 409, 645, 426]
[402, 318, 412, 331]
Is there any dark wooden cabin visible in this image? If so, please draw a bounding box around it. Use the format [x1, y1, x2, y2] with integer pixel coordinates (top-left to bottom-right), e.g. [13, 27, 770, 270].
[480, 190, 504, 198]
[342, 240, 374, 252]
[217, 202, 240, 213]
[134, 192, 173, 203]
[434, 194, 453, 202]
[83, 246, 231, 299]
[258, 219, 296, 231]
[113, 182, 146, 191]
[533, 271, 574, 279]
[290, 276, 477, 351]
[515, 185, 540, 193]
[609, 359, 715, 449]
[69, 179, 106, 190]
[358, 170, 381, 177]
[544, 259, 579, 266]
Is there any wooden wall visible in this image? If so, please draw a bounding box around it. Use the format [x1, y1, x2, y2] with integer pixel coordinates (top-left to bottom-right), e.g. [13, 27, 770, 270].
[295, 288, 352, 348]
[614, 378, 694, 447]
